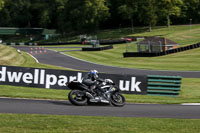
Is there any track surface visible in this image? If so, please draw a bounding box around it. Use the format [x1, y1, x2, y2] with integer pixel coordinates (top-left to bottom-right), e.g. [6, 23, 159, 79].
[15, 46, 200, 78]
[0, 98, 200, 119]
[2, 46, 199, 119]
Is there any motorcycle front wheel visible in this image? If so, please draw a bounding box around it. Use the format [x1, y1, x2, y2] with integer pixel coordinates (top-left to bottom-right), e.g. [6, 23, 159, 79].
[110, 92, 126, 107]
[68, 90, 87, 106]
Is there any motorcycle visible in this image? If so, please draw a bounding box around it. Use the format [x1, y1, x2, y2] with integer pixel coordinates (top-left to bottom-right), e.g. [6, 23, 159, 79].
[67, 79, 126, 107]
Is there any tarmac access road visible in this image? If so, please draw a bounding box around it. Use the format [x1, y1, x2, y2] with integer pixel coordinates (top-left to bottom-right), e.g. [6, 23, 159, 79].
[0, 98, 200, 119]
[14, 46, 200, 78]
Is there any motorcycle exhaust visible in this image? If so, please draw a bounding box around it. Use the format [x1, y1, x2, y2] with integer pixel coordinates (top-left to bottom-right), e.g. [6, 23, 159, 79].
[86, 92, 94, 99]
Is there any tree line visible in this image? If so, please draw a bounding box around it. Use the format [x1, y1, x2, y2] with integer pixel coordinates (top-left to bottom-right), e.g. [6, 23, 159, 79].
[0, 0, 200, 34]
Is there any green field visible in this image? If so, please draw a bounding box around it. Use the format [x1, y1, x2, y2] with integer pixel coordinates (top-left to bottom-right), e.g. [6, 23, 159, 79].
[48, 25, 200, 71]
[1, 44, 200, 104]
[97, 25, 200, 46]
[64, 44, 200, 71]
[1, 77, 200, 104]
[0, 114, 200, 133]
[0, 44, 71, 70]
[1, 25, 200, 103]
[1, 25, 200, 132]
[0, 44, 25, 66]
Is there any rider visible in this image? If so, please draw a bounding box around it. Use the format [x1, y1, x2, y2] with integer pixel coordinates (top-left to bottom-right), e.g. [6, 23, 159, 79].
[82, 70, 106, 100]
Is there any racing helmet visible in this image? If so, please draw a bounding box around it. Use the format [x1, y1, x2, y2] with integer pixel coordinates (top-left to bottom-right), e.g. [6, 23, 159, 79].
[90, 70, 98, 76]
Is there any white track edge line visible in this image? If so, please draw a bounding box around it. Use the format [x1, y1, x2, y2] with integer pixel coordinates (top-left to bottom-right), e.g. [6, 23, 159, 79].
[26, 52, 39, 63]
[181, 103, 200, 106]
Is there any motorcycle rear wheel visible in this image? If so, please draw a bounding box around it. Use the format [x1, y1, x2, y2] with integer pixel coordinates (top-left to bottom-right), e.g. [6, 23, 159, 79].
[68, 90, 87, 106]
[110, 93, 126, 107]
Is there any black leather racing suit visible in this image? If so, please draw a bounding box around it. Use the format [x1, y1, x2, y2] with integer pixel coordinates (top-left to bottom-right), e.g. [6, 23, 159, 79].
[82, 73, 104, 97]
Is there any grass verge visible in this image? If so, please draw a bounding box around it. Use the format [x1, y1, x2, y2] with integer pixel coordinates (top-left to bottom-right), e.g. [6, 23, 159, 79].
[0, 44, 25, 66]
[0, 44, 72, 70]
[1, 25, 200, 103]
[65, 44, 200, 71]
[0, 114, 200, 133]
[1, 25, 200, 132]
[97, 25, 200, 46]
[0, 78, 200, 104]
[61, 25, 200, 71]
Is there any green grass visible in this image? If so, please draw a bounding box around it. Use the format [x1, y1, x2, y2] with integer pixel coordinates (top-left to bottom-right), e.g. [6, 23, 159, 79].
[0, 114, 200, 133]
[59, 25, 200, 71]
[1, 25, 200, 133]
[125, 78, 200, 104]
[0, 44, 25, 66]
[97, 25, 200, 46]
[0, 85, 68, 100]
[0, 44, 73, 70]
[0, 78, 200, 104]
[3, 25, 200, 71]
[1, 25, 200, 104]
[65, 44, 200, 71]
[3, 24, 200, 45]
[43, 25, 200, 71]
[42, 25, 200, 72]
[134, 25, 200, 45]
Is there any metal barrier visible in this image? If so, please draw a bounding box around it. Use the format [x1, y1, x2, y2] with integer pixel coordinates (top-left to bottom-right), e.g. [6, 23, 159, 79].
[123, 42, 200, 57]
[147, 75, 182, 97]
[82, 45, 113, 51]
[3, 43, 37, 46]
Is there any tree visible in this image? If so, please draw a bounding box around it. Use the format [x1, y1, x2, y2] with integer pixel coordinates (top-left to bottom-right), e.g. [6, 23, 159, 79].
[0, 8, 11, 27]
[1, 0, 200, 34]
[30, 0, 50, 28]
[158, 0, 183, 28]
[0, 0, 4, 11]
[105, 0, 124, 28]
[15, 0, 31, 27]
[138, 0, 158, 32]
[49, 0, 66, 29]
[118, 0, 138, 33]
[0, 0, 32, 27]
[62, 0, 110, 33]
[181, 0, 199, 23]
[0, 0, 4, 10]
[51, 0, 68, 34]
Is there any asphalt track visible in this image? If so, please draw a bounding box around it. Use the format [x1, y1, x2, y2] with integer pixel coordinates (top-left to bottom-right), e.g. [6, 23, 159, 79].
[14, 46, 200, 78]
[3, 46, 199, 119]
[0, 98, 200, 119]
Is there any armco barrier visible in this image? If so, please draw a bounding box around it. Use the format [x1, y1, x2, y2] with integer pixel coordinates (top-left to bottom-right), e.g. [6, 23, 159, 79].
[38, 39, 128, 46]
[147, 75, 182, 97]
[123, 42, 200, 57]
[2, 39, 129, 46]
[82, 45, 113, 51]
[3, 42, 37, 46]
[38, 42, 81, 45]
